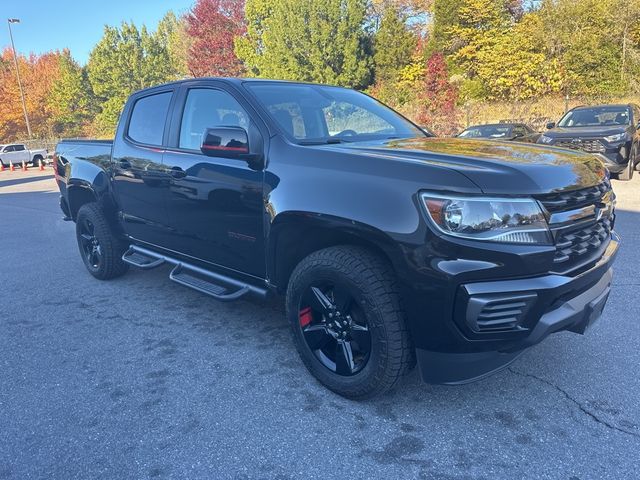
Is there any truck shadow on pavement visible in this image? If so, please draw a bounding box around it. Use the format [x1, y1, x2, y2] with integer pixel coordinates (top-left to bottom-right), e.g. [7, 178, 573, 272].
[0, 174, 55, 189]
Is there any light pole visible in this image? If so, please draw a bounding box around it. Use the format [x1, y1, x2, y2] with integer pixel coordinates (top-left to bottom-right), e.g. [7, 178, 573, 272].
[7, 18, 32, 138]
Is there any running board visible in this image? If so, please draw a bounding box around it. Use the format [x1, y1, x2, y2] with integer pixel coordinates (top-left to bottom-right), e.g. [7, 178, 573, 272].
[122, 245, 268, 302]
[122, 247, 165, 269]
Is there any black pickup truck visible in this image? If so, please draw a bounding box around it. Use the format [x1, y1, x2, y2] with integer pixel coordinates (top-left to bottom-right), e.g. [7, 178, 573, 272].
[54, 78, 619, 399]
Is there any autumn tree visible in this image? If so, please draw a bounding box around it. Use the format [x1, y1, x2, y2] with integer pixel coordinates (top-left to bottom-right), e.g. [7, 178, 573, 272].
[447, 0, 512, 77]
[0, 49, 28, 140]
[185, 0, 246, 77]
[236, 0, 373, 89]
[0, 49, 72, 140]
[415, 52, 459, 135]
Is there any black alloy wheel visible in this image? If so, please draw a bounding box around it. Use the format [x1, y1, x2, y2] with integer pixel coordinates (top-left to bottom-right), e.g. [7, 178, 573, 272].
[286, 246, 414, 399]
[298, 283, 372, 376]
[75, 202, 129, 280]
[79, 218, 102, 269]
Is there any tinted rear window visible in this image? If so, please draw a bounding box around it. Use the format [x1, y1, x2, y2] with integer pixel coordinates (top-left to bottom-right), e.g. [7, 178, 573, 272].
[127, 92, 173, 145]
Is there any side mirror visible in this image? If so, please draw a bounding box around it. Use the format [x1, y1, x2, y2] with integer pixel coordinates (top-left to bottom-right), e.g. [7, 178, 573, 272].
[546, 122, 556, 130]
[201, 127, 250, 158]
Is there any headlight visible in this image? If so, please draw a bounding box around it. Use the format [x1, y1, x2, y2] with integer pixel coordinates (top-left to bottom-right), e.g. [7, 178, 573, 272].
[421, 194, 552, 244]
[539, 135, 553, 144]
[604, 132, 626, 143]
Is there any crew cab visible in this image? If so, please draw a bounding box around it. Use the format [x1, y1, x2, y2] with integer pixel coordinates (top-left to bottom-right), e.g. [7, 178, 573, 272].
[539, 104, 640, 181]
[54, 79, 618, 398]
[0, 143, 47, 168]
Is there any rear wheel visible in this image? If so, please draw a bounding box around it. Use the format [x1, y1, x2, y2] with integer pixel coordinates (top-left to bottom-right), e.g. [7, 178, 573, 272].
[32, 155, 43, 168]
[75, 203, 129, 280]
[286, 246, 414, 399]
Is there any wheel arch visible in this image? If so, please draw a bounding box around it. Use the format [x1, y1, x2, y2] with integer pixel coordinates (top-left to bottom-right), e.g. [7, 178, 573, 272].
[67, 184, 97, 220]
[267, 212, 404, 293]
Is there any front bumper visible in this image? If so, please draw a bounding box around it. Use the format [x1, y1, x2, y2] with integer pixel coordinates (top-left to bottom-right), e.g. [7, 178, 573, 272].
[415, 233, 619, 384]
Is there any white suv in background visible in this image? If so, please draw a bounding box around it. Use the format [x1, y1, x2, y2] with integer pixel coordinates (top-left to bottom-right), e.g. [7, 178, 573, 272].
[0, 144, 48, 168]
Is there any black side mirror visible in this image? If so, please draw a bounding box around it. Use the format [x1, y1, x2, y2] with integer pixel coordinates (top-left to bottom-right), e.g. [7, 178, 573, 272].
[546, 122, 556, 130]
[201, 127, 250, 158]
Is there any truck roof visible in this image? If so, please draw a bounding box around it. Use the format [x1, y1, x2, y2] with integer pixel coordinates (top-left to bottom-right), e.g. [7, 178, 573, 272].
[133, 77, 344, 96]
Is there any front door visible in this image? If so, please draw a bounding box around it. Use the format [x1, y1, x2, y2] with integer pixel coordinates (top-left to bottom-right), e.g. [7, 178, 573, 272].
[111, 89, 174, 245]
[2, 145, 19, 165]
[161, 86, 265, 277]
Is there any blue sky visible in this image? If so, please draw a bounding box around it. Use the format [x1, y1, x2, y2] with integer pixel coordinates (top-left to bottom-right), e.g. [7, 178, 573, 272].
[1, 0, 195, 64]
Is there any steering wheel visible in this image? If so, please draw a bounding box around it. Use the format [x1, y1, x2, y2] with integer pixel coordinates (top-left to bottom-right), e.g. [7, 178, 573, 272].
[335, 129, 358, 137]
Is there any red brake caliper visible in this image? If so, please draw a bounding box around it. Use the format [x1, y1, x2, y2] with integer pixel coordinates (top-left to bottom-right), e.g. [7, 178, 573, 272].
[299, 307, 313, 327]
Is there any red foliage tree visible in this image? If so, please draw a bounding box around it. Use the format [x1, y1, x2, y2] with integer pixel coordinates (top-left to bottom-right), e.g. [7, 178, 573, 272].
[415, 52, 459, 136]
[185, 0, 246, 77]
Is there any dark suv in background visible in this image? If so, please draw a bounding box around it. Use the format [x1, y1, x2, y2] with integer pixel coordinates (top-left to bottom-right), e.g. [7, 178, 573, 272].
[539, 104, 640, 180]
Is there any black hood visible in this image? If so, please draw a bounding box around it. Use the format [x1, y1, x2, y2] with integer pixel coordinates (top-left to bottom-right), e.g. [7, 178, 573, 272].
[322, 137, 607, 195]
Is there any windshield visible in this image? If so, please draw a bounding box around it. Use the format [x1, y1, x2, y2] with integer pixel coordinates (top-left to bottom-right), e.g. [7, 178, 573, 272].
[458, 125, 513, 138]
[558, 107, 630, 128]
[245, 82, 424, 144]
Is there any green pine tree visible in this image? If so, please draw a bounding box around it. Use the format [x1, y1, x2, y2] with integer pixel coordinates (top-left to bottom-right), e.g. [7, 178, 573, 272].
[373, 5, 417, 84]
[236, 0, 373, 89]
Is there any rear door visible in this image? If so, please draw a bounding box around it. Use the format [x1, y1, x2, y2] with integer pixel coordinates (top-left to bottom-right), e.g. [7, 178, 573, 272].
[111, 88, 176, 245]
[160, 82, 267, 277]
[13, 145, 29, 164]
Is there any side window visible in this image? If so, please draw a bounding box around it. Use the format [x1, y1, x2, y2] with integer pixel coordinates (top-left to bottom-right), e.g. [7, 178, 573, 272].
[179, 89, 250, 151]
[127, 91, 173, 146]
[5, 146, 15, 152]
[14, 145, 25, 152]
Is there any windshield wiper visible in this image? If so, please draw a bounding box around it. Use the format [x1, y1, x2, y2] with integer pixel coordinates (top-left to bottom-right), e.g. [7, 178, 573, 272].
[298, 138, 346, 146]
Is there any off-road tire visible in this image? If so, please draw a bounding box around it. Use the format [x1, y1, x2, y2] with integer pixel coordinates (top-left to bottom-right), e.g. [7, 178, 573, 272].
[75, 202, 129, 280]
[286, 246, 415, 399]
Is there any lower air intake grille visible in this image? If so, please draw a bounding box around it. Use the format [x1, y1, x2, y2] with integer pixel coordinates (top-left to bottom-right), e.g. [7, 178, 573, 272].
[466, 293, 537, 333]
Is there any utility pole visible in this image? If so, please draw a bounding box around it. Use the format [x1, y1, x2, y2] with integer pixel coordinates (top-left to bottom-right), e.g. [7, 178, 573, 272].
[7, 18, 32, 138]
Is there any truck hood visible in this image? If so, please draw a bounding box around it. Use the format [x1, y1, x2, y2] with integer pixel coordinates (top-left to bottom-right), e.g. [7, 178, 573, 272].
[544, 126, 627, 138]
[324, 137, 607, 195]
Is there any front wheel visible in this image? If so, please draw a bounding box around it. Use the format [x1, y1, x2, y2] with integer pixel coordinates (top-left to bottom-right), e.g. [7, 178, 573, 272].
[286, 246, 414, 399]
[75, 203, 129, 280]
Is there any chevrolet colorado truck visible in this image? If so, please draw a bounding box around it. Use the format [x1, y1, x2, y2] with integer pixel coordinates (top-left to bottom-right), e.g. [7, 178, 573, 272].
[54, 79, 619, 399]
[539, 104, 640, 181]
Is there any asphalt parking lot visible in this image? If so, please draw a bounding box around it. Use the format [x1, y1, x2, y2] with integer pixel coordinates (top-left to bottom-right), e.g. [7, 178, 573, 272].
[1, 168, 639, 480]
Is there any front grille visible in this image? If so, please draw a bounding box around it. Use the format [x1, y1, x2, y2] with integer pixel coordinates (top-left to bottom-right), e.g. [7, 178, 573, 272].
[536, 179, 611, 212]
[553, 217, 613, 265]
[555, 139, 606, 154]
[535, 180, 614, 274]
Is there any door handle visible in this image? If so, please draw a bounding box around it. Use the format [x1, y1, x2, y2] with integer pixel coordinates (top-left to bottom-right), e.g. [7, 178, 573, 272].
[169, 166, 187, 178]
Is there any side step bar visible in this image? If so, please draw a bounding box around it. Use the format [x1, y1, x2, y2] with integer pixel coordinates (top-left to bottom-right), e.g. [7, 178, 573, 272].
[122, 245, 269, 302]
